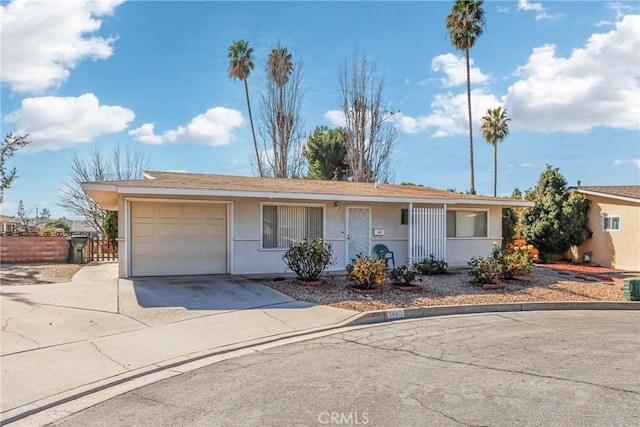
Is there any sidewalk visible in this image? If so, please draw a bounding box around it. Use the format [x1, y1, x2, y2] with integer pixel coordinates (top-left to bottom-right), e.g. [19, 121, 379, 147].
[0, 263, 358, 425]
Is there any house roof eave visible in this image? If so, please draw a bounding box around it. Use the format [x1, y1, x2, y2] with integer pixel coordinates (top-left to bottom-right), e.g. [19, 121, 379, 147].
[573, 188, 640, 204]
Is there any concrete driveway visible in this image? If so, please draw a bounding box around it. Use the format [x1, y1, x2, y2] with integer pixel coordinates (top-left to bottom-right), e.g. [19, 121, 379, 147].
[1, 263, 358, 425]
[118, 274, 298, 326]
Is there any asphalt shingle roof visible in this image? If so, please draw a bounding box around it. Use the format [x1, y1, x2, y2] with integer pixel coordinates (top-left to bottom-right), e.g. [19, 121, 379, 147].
[103, 171, 516, 202]
[576, 185, 640, 201]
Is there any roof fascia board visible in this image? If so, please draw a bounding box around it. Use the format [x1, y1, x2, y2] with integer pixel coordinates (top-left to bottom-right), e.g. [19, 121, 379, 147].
[104, 185, 531, 207]
[79, 182, 534, 207]
[81, 183, 118, 192]
[574, 189, 640, 204]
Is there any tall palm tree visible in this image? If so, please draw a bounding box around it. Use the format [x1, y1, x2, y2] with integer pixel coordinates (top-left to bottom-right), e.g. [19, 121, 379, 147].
[481, 106, 511, 197]
[228, 40, 263, 176]
[446, 0, 486, 194]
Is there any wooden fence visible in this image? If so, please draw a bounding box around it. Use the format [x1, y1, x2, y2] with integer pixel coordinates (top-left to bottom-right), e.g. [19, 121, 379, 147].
[88, 235, 118, 262]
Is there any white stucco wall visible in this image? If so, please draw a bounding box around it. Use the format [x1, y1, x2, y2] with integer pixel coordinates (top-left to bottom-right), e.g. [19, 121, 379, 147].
[445, 204, 503, 267]
[117, 195, 505, 276]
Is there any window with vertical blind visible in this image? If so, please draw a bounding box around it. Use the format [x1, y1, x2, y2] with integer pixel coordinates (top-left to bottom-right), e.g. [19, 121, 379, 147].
[262, 205, 324, 249]
[446, 210, 488, 238]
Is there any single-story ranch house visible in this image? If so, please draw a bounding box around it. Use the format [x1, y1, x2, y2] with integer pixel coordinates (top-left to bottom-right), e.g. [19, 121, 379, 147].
[82, 171, 533, 278]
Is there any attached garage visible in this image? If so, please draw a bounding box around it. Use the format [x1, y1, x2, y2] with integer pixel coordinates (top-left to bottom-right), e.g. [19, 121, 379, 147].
[130, 202, 227, 276]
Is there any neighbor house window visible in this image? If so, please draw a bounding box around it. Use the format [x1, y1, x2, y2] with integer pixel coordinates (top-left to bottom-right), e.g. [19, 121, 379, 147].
[262, 205, 323, 249]
[446, 210, 488, 238]
[602, 215, 621, 232]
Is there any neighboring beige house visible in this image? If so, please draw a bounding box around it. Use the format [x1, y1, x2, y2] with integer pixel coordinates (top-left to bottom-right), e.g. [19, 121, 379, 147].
[82, 171, 532, 278]
[570, 185, 640, 271]
[0, 215, 21, 232]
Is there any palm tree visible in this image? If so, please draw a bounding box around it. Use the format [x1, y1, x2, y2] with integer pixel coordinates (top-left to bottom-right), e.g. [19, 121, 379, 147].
[481, 106, 511, 197]
[267, 47, 293, 88]
[267, 46, 294, 177]
[228, 40, 263, 176]
[446, 0, 486, 194]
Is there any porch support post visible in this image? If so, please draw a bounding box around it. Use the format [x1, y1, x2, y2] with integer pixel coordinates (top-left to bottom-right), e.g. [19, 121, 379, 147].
[408, 201, 413, 266]
[443, 203, 447, 263]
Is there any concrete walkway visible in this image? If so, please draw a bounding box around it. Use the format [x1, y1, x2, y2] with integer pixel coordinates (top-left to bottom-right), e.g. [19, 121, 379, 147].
[0, 263, 358, 424]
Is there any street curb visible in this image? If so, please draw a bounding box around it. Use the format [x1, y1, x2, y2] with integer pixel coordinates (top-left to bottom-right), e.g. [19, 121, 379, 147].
[4, 301, 638, 426]
[343, 301, 640, 326]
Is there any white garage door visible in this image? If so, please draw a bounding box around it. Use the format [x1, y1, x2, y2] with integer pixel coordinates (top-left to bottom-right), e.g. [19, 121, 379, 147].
[131, 202, 227, 276]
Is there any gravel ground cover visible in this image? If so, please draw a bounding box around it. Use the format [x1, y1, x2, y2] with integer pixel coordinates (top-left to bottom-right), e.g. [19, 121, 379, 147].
[261, 266, 627, 312]
[0, 263, 83, 285]
[1, 263, 634, 312]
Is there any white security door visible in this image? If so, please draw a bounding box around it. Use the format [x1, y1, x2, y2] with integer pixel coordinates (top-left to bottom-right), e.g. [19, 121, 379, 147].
[346, 207, 371, 264]
[130, 202, 227, 276]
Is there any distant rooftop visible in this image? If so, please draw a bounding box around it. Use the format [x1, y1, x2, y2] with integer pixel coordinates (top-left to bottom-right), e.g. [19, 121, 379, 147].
[574, 185, 640, 201]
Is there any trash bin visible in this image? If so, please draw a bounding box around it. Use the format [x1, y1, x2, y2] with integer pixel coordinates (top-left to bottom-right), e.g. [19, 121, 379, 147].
[622, 278, 640, 301]
[68, 235, 88, 264]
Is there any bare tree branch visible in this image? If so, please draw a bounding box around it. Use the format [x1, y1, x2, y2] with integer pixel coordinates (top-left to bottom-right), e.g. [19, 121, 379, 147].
[59, 143, 151, 234]
[258, 47, 305, 178]
[339, 51, 396, 183]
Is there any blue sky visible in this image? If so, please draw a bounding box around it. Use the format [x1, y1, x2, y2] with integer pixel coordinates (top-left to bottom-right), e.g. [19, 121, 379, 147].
[1, 0, 639, 218]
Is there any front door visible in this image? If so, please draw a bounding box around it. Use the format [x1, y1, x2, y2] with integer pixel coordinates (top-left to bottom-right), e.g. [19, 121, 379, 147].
[346, 207, 370, 264]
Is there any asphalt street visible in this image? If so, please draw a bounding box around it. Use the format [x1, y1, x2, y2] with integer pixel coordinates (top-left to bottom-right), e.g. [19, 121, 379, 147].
[52, 310, 640, 427]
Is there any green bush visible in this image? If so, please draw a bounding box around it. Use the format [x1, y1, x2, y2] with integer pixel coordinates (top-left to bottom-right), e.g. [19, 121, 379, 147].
[498, 246, 534, 279]
[282, 239, 334, 281]
[346, 256, 387, 289]
[413, 254, 448, 275]
[468, 256, 501, 284]
[468, 244, 534, 284]
[388, 265, 418, 286]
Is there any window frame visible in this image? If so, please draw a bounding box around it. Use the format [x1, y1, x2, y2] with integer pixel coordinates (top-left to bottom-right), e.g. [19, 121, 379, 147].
[401, 208, 409, 225]
[260, 202, 326, 250]
[602, 215, 621, 232]
[446, 209, 490, 239]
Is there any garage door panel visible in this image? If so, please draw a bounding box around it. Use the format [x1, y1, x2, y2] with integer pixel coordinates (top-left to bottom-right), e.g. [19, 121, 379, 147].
[132, 223, 156, 237]
[183, 223, 204, 237]
[158, 205, 181, 219]
[183, 206, 204, 219]
[205, 206, 226, 218]
[131, 240, 156, 253]
[158, 223, 181, 237]
[202, 224, 225, 237]
[131, 202, 227, 276]
[132, 204, 155, 218]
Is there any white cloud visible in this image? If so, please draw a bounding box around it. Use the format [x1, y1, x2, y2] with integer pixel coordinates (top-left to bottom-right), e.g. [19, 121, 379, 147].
[128, 123, 163, 144]
[431, 53, 489, 88]
[129, 107, 245, 146]
[394, 90, 501, 137]
[4, 93, 135, 152]
[517, 0, 551, 20]
[0, 0, 125, 93]
[324, 110, 346, 127]
[520, 162, 534, 168]
[504, 15, 640, 133]
[613, 159, 640, 168]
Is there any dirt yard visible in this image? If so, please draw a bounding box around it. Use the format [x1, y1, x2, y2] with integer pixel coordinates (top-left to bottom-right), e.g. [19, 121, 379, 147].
[260, 265, 633, 312]
[0, 263, 83, 286]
